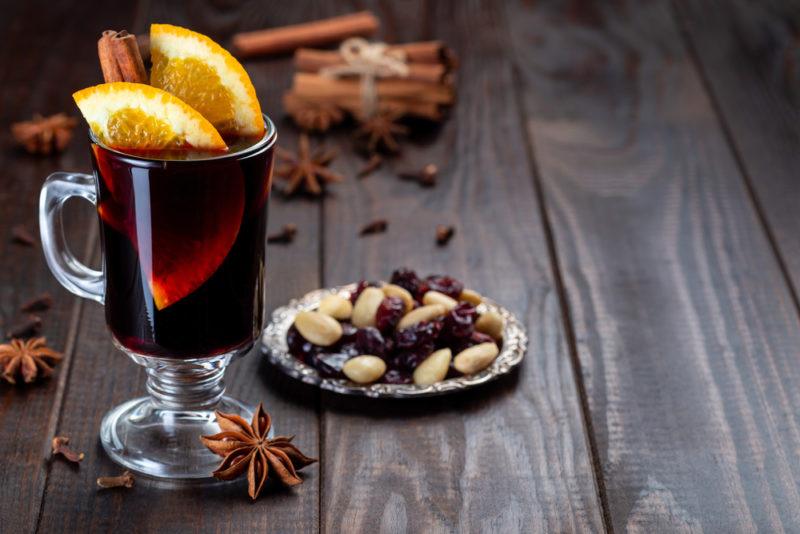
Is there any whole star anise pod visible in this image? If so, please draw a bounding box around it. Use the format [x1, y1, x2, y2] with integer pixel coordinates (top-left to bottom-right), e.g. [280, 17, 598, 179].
[0, 337, 62, 384]
[284, 95, 345, 132]
[11, 113, 77, 155]
[201, 403, 317, 500]
[275, 134, 344, 196]
[355, 110, 409, 154]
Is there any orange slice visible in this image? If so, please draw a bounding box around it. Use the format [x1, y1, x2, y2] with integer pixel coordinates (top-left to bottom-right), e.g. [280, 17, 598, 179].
[150, 23, 264, 137]
[73, 82, 226, 150]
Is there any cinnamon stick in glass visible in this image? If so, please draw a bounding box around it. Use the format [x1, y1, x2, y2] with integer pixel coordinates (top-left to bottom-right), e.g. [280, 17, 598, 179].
[98, 30, 148, 84]
[231, 11, 379, 58]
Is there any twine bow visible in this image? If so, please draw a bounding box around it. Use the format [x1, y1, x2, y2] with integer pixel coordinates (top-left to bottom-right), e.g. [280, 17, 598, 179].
[320, 37, 409, 117]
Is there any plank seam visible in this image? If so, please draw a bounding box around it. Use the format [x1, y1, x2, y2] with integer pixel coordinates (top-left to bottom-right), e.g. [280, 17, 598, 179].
[671, 0, 800, 324]
[33, 221, 98, 534]
[509, 63, 615, 534]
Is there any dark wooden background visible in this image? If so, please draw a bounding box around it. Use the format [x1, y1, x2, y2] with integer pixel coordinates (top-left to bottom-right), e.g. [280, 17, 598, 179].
[1, 0, 799, 532]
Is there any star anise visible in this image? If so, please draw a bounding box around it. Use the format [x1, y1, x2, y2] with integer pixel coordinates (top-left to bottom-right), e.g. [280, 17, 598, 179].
[355, 110, 409, 154]
[284, 95, 345, 132]
[201, 403, 317, 500]
[0, 337, 62, 384]
[275, 134, 344, 196]
[11, 113, 77, 155]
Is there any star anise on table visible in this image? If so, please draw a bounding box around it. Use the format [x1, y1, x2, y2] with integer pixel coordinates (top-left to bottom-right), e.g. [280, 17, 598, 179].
[11, 113, 77, 155]
[0, 337, 62, 384]
[275, 134, 344, 196]
[284, 95, 345, 132]
[355, 110, 409, 154]
[201, 403, 317, 500]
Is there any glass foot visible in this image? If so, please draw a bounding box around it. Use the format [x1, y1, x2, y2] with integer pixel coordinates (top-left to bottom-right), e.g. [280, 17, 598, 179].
[98, 350, 267, 479]
[100, 395, 256, 479]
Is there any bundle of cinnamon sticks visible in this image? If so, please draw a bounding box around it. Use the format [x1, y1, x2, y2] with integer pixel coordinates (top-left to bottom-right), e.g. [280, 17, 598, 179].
[284, 40, 457, 125]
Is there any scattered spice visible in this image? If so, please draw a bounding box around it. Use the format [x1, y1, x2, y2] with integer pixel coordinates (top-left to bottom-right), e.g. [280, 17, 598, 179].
[355, 110, 409, 153]
[400, 163, 437, 187]
[436, 225, 455, 246]
[11, 225, 36, 246]
[284, 94, 344, 132]
[20, 293, 53, 313]
[275, 134, 344, 196]
[11, 113, 77, 155]
[201, 403, 317, 500]
[359, 219, 388, 236]
[97, 471, 135, 489]
[51, 436, 84, 463]
[357, 154, 383, 178]
[6, 315, 43, 340]
[0, 336, 60, 383]
[267, 224, 298, 244]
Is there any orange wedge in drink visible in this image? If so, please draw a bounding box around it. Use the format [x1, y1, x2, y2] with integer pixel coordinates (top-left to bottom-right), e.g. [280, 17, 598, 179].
[150, 23, 264, 137]
[73, 82, 226, 150]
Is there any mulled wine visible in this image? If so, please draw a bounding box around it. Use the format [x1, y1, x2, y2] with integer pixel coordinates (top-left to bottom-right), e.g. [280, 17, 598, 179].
[91, 131, 275, 357]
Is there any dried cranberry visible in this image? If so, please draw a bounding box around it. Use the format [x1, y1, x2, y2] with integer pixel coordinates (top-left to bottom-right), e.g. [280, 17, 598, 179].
[390, 268, 425, 299]
[450, 331, 497, 355]
[376, 296, 405, 333]
[441, 302, 477, 341]
[350, 280, 379, 303]
[355, 327, 389, 358]
[392, 320, 442, 371]
[339, 322, 359, 343]
[310, 352, 349, 378]
[470, 331, 494, 345]
[425, 275, 464, 300]
[383, 369, 413, 384]
[287, 325, 321, 363]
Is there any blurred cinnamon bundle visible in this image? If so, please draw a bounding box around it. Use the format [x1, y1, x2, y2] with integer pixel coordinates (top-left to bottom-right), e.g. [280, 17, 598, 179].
[284, 40, 457, 130]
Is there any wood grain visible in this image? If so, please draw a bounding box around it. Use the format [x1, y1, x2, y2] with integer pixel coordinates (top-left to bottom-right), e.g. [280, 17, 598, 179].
[0, 2, 132, 532]
[507, 0, 800, 531]
[33, 3, 323, 533]
[317, 1, 604, 532]
[674, 0, 800, 301]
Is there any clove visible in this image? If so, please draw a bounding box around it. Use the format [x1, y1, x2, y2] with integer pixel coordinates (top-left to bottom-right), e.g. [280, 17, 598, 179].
[6, 315, 42, 339]
[11, 225, 35, 246]
[267, 224, 298, 244]
[359, 219, 388, 236]
[436, 225, 455, 246]
[97, 470, 135, 489]
[51, 436, 85, 463]
[20, 293, 53, 313]
[399, 163, 437, 188]
[357, 154, 383, 178]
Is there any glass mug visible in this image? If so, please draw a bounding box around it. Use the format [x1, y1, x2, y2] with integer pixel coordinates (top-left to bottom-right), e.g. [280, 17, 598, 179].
[39, 116, 276, 478]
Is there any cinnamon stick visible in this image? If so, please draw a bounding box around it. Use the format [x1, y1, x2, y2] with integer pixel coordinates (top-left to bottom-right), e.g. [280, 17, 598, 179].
[283, 91, 442, 121]
[98, 30, 148, 83]
[392, 41, 457, 66]
[294, 48, 450, 84]
[292, 73, 455, 105]
[232, 11, 379, 58]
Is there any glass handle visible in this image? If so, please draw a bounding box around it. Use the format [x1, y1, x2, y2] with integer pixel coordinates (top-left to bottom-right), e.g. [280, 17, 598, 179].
[39, 172, 104, 304]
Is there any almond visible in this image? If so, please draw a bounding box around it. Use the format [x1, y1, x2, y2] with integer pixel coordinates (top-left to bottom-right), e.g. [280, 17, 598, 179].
[475, 311, 504, 340]
[294, 311, 343, 346]
[382, 283, 414, 312]
[422, 290, 458, 310]
[413, 348, 452, 385]
[343, 355, 387, 384]
[453, 342, 500, 374]
[396, 304, 447, 330]
[318, 294, 353, 320]
[459, 288, 483, 305]
[352, 287, 385, 327]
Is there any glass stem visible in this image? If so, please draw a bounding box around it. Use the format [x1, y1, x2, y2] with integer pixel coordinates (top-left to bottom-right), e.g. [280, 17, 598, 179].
[135, 354, 232, 411]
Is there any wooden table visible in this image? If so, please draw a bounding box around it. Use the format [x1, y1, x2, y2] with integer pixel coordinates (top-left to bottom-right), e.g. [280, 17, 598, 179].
[2, 1, 799, 532]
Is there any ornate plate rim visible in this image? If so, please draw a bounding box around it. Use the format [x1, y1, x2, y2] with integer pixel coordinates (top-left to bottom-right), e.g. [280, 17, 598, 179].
[261, 283, 528, 398]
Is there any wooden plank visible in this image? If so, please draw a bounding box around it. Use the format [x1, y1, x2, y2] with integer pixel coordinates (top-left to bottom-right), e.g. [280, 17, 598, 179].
[507, 0, 800, 531]
[35, 4, 322, 533]
[0, 2, 132, 532]
[674, 0, 800, 299]
[317, 1, 605, 532]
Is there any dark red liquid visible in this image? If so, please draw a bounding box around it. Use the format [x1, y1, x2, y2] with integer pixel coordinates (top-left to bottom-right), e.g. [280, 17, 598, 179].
[91, 135, 275, 358]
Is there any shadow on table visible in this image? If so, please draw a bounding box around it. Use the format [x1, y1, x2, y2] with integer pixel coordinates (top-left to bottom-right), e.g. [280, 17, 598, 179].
[257, 354, 523, 419]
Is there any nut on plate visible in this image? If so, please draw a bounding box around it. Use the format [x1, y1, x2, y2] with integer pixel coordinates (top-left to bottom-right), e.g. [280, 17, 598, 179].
[475, 311, 504, 340]
[413, 348, 452, 385]
[318, 294, 353, 320]
[459, 288, 483, 305]
[396, 304, 447, 330]
[422, 290, 458, 311]
[343, 355, 387, 384]
[294, 311, 343, 346]
[351, 287, 385, 327]
[453, 342, 500, 374]
[382, 283, 414, 312]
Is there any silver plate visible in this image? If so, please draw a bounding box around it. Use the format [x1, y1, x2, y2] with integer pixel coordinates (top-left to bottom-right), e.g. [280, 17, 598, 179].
[261, 284, 528, 398]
